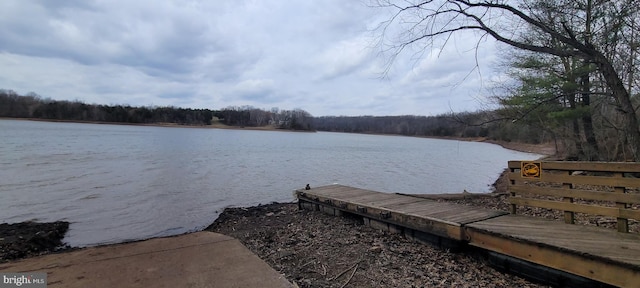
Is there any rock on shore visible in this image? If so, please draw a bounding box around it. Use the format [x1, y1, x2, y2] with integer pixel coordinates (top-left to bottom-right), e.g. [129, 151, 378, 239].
[0, 221, 70, 262]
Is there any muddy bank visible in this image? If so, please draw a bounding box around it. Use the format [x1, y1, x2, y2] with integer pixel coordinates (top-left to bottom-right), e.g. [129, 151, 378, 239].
[0, 221, 71, 262]
[207, 203, 544, 288]
[482, 140, 556, 157]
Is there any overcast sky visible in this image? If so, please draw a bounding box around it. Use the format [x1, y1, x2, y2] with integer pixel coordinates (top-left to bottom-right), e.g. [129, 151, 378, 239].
[0, 0, 503, 116]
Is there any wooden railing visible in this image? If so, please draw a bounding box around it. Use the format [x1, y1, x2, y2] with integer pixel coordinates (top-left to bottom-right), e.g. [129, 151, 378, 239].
[508, 161, 640, 232]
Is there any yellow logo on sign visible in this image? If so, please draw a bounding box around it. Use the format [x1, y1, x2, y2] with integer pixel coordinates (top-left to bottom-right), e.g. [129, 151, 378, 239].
[521, 162, 541, 178]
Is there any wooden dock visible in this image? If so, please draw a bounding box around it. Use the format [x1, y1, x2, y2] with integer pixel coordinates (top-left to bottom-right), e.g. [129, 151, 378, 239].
[296, 185, 640, 288]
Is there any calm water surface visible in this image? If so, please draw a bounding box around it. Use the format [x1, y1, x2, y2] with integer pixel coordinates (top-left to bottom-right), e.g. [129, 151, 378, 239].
[0, 120, 541, 246]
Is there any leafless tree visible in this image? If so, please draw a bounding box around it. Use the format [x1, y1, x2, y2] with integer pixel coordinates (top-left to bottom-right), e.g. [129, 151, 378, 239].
[373, 0, 640, 160]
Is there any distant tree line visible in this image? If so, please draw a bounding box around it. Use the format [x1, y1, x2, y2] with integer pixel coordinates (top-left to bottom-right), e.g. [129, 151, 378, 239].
[313, 115, 468, 137]
[0, 89, 214, 125]
[1, 89, 520, 139]
[12, 89, 627, 159]
[0, 90, 315, 130]
[214, 106, 314, 131]
[312, 111, 545, 143]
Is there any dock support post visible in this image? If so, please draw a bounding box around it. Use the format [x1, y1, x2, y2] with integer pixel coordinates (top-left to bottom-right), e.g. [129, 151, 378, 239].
[562, 171, 575, 224]
[614, 172, 629, 232]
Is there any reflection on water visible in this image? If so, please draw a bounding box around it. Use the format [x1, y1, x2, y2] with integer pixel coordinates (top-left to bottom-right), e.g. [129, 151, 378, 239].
[0, 120, 541, 246]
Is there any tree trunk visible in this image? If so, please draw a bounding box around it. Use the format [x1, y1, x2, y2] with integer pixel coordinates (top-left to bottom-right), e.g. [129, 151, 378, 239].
[567, 93, 584, 159]
[580, 69, 600, 160]
[594, 53, 640, 161]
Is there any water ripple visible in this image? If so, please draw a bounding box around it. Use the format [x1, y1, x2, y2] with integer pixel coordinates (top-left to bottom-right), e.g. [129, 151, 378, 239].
[0, 120, 542, 247]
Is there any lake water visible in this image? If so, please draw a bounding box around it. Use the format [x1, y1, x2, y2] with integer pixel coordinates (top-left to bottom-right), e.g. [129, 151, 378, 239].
[0, 120, 541, 247]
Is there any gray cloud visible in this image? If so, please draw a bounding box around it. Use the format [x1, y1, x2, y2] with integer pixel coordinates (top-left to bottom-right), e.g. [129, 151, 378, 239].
[0, 0, 501, 116]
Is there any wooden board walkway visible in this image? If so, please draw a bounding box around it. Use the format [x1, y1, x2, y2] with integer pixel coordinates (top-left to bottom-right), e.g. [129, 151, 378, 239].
[466, 215, 640, 287]
[296, 185, 640, 287]
[298, 185, 506, 241]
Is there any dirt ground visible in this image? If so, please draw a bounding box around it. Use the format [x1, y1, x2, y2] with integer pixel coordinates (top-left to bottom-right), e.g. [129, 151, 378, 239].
[206, 202, 546, 288]
[483, 140, 558, 157]
[206, 179, 637, 288]
[0, 221, 70, 262]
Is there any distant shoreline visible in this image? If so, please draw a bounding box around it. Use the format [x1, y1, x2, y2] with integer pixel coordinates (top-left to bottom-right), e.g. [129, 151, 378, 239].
[1, 117, 554, 156]
[299, 129, 555, 157]
[481, 139, 555, 157]
[0, 117, 299, 132]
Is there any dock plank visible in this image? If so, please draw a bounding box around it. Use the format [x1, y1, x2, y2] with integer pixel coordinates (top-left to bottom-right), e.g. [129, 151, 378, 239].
[466, 214, 640, 266]
[399, 203, 458, 214]
[342, 193, 400, 204]
[297, 184, 640, 287]
[435, 210, 506, 225]
[300, 186, 505, 227]
[404, 203, 506, 224]
[366, 196, 422, 207]
[382, 200, 440, 212]
[466, 214, 640, 287]
[308, 185, 371, 197]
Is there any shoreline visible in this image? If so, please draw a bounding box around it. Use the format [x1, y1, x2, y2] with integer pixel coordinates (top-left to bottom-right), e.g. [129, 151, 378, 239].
[0, 117, 286, 131]
[481, 139, 556, 158]
[207, 202, 545, 287]
[2, 117, 556, 156]
[0, 117, 319, 133]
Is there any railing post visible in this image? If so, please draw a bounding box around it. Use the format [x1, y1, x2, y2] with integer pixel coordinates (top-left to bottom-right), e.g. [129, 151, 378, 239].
[614, 172, 629, 233]
[563, 170, 575, 224]
[509, 166, 517, 214]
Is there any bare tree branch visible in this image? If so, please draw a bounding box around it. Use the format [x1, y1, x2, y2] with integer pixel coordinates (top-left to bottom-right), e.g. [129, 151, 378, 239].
[372, 0, 640, 160]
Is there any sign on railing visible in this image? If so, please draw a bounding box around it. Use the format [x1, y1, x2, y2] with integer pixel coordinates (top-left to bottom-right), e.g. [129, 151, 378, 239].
[520, 162, 541, 178]
[508, 160, 640, 233]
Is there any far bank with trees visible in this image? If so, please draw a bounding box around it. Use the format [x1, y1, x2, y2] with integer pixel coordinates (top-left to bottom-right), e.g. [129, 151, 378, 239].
[0, 89, 578, 159]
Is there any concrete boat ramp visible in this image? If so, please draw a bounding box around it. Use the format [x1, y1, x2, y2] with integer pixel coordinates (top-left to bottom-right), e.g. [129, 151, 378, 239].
[0, 232, 292, 288]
